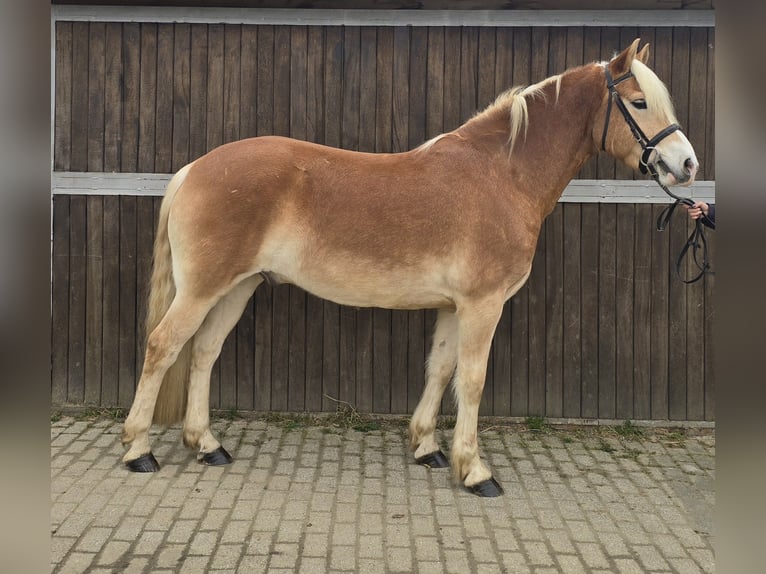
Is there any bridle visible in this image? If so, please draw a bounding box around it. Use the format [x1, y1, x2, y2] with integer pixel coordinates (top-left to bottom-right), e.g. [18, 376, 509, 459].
[601, 66, 713, 284]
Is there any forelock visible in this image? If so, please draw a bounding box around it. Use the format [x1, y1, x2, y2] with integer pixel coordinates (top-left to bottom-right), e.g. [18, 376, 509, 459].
[630, 59, 678, 124]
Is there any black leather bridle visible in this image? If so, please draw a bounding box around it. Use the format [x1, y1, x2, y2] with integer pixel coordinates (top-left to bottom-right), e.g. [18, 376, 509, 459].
[601, 67, 713, 284]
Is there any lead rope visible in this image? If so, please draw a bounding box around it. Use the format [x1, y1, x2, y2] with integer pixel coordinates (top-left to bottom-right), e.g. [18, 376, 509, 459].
[654, 181, 714, 284]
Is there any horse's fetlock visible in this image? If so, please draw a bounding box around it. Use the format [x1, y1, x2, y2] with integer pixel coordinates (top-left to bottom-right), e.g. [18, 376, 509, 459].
[182, 428, 201, 449]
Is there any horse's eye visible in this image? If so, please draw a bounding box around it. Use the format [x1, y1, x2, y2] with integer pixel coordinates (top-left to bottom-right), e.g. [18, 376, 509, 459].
[631, 99, 647, 110]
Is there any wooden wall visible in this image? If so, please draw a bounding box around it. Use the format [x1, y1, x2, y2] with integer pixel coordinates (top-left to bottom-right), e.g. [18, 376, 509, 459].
[51, 20, 716, 420]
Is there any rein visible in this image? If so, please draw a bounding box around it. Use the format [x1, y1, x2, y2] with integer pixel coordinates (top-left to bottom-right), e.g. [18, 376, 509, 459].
[601, 67, 713, 284]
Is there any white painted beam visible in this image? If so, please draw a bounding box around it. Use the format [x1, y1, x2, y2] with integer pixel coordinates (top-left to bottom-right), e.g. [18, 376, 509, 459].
[51, 172, 715, 203]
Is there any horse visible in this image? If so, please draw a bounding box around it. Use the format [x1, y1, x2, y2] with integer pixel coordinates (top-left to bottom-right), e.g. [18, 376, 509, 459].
[121, 39, 697, 497]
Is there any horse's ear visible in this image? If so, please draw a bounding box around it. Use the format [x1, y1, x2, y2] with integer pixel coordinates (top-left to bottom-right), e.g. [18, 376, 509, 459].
[636, 43, 650, 64]
[609, 38, 641, 76]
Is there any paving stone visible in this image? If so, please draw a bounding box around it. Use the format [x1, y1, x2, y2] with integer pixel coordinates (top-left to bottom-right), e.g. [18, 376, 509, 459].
[49, 417, 715, 574]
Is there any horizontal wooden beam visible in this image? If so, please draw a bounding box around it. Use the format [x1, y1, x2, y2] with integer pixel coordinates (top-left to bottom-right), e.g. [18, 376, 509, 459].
[51, 171, 715, 203]
[51, 5, 715, 27]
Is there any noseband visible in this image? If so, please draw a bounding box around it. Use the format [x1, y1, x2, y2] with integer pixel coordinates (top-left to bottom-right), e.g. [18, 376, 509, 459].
[601, 67, 713, 284]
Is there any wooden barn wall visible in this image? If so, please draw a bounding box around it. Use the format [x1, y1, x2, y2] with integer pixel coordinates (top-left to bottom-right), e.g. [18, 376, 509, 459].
[51, 21, 716, 421]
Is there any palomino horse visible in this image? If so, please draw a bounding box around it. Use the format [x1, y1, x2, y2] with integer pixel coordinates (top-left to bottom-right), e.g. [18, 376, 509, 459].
[121, 39, 697, 496]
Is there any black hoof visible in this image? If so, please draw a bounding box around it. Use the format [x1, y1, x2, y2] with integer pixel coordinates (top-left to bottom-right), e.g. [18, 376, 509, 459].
[200, 446, 233, 466]
[466, 477, 504, 497]
[415, 450, 450, 469]
[125, 452, 160, 473]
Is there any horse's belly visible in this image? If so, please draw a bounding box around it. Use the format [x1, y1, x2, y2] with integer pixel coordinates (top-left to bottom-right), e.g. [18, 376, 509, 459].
[298, 274, 454, 310]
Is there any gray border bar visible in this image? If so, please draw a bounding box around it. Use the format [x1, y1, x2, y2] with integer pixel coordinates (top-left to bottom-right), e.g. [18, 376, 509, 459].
[52, 5, 715, 27]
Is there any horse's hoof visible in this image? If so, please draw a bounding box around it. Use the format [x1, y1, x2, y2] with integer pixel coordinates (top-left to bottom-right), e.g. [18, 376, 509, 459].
[466, 477, 504, 497]
[200, 446, 233, 466]
[125, 452, 160, 473]
[415, 450, 450, 469]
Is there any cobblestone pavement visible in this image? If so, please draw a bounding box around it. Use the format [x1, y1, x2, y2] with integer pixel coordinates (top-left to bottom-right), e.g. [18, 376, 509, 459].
[51, 415, 715, 573]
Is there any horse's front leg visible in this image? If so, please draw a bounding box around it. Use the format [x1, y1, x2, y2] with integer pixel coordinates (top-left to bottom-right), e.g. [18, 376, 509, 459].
[450, 298, 505, 497]
[409, 309, 458, 468]
[183, 275, 261, 464]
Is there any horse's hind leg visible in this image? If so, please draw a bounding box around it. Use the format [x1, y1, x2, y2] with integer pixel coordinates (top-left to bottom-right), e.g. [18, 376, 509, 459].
[409, 309, 458, 468]
[451, 298, 505, 497]
[182, 274, 262, 465]
[122, 294, 214, 469]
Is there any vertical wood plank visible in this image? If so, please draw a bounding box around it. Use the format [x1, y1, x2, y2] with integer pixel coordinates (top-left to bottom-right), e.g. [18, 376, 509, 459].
[477, 27, 496, 112]
[155, 24, 174, 172]
[135, 198, 155, 401]
[459, 27, 478, 124]
[580, 203, 599, 418]
[598, 204, 617, 418]
[634, 204, 652, 419]
[223, 24, 242, 145]
[118, 196, 137, 408]
[207, 24, 224, 153]
[54, 22, 73, 171]
[87, 22, 105, 172]
[84, 197, 104, 405]
[68, 197, 87, 404]
[563, 203, 582, 418]
[650, 203, 670, 419]
[306, 26, 325, 144]
[101, 196, 120, 407]
[443, 27, 461, 133]
[240, 25, 258, 140]
[392, 27, 410, 154]
[51, 197, 70, 405]
[615, 204, 635, 419]
[189, 24, 209, 162]
[70, 22, 89, 171]
[104, 23, 123, 172]
[668, 207, 688, 420]
[528, 223, 546, 416]
[704, 228, 716, 421]
[138, 23, 157, 172]
[704, 28, 715, 180]
[425, 27, 444, 140]
[494, 27, 512, 95]
[121, 23, 140, 172]
[172, 23, 191, 171]
[545, 204, 564, 418]
[529, 27, 547, 84]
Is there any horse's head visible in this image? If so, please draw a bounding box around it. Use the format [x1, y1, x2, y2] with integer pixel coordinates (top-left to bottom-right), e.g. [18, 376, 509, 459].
[598, 39, 698, 187]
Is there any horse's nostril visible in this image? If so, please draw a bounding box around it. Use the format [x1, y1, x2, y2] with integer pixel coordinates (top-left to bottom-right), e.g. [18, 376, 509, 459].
[684, 157, 697, 175]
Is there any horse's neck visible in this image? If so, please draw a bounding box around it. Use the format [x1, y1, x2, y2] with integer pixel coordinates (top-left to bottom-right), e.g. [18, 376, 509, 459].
[462, 66, 603, 217]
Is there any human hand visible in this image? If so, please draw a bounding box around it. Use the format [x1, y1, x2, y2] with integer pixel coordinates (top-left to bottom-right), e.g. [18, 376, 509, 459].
[685, 201, 709, 220]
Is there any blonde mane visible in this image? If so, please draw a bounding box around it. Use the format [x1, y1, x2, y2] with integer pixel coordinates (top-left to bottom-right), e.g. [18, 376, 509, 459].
[480, 74, 562, 156]
[630, 59, 678, 124]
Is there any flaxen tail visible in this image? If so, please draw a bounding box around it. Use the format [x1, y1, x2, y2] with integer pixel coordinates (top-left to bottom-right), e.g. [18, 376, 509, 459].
[146, 163, 194, 426]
